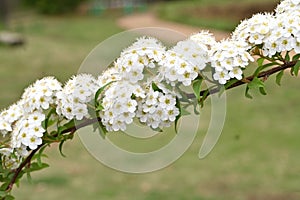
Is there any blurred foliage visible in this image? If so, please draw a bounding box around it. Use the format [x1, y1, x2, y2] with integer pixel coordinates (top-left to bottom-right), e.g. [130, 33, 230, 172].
[22, 0, 86, 14]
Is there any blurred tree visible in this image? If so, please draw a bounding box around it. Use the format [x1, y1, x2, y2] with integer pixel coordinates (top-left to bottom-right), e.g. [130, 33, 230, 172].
[22, 0, 86, 14]
[0, 0, 9, 27]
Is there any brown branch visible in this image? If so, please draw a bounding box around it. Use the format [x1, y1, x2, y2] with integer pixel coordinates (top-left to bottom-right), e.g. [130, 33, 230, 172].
[5, 146, 41, 193]
[186, 60, 297, 99]
[5, 117, 102, 193]
[4, 60, 298, 194]
[60, 117, 102, 135]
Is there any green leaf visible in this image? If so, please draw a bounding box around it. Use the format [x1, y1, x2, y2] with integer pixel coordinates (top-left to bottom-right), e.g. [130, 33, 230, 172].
[261, 62, 277, 69]
[285, 51, 290, 62]
[292, 60, 300, 76]
[276, 70, 284, 86]
[259, 87, 267, 95]
[150, 127, 163, 132]
[95, 104, 104, 112]
[57, 119, 75, 135]
[174, 97, 181, 133]
[192, 101, 200, 115]
[95, 121, 108, 139]
[180, 107, 191, 116]
[192, 78, 202, 100]
[2, 194, 15, 200]
[25, 163, 49, 173]
[42, 108, 56, 129]
[95, 81, 115, 103]
[245, 86, 253, 99]
[59, 140, 66, 157]
[247, 77, 264, 89]
[151, 82, 163, 93]
[292, 53, 300, 61]
[26, 171, 32, 183]
[257, 57, 265, 67]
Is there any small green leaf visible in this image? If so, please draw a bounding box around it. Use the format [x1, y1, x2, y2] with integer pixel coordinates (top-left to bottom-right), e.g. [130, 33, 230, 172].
[97, 122, 108, 139]
[95, 104, 104, 112]
[259, 87, 267, 95]
[192, 78, 202, 100]
[95, 81, 115, 103]
[150, 127, 163, 132]
[59, 140, 66, 157]
[151, 82, 163, 93]
[292, 60, 300, 76]
[276, 70, 284, 86]
[245, 86, 253, 99]
[248, 77, 264, 89]
[292, 53, 300, 61]
[174, 97, 181, 133]
[285, 51, 290, 62]
[257, 57, 265, 67]
[3, 194, 15, 200]
[58, 119, 75, 135]
[42, 108, 56, 129]
[261, 62, 277, 69]
[26, 171, 32, 183]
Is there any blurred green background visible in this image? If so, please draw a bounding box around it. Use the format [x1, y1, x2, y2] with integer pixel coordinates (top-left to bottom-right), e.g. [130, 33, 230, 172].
[0, 0, 300, 199]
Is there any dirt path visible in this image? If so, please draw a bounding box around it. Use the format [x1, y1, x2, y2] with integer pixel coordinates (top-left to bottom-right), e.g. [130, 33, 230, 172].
[117, 12, 230, 41]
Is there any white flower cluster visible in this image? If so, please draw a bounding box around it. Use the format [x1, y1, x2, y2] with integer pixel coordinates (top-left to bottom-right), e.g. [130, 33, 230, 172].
[232, 0, 300, 58]
[0, 77, 61, 169]
[115, 37, 166, 84]
[1, 0, 299, 170]
[22, 77, 62, 113]
[232, 13, 275, 47]
[56, 74, 98, 120]
[100, 81, 143, 132]
[211, 39, 254, 84]
[159, 39, 210, 86]
[136, 86, 179, 129]
[275, 0, 300, 14]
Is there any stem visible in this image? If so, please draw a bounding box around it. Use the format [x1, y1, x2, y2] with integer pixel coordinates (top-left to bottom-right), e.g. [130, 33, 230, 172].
[5, 146, 41, 193]
[4, 60, 297, 194]
[186, 60, 297, 99]
[5, 117, 102, 193]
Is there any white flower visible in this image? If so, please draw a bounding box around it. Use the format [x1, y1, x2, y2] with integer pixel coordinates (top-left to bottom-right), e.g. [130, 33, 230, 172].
[210, 39, 253, 84]
[213, 70, 230, 85]
[22, 77, 62, 113]
[26, 135, 42, 150]
[229, 67, 243, 80]
[56, 74, 97, 120]
[232, 13, 276, 47]
[100, 81, 138, 132]
[136, 85, 179, 129]
[190, 31, 216, 51]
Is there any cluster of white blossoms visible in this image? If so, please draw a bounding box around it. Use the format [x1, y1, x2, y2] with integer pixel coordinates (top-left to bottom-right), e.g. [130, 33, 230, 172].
[210, 39, 254, 84]
[275, 0, 300, 14]
[22, 77, 62, 113]
[115, 37, 166, 84]
[0, 0, 299, 169]
[159, 39, 210, 86]
[0, 77, 62, 169]
[232, 0, 300, 58]
[136, 86, 179, 129]
[100, 81, 144, 132]
[56, 74, 98, 120]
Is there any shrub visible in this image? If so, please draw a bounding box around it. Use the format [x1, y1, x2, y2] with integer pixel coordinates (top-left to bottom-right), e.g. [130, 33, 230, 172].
[22, 0, 86, 14]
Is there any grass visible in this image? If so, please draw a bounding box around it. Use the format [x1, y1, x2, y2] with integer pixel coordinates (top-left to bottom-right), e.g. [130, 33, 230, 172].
[154, 0, 280, 31]
[0, 9, 299, 200]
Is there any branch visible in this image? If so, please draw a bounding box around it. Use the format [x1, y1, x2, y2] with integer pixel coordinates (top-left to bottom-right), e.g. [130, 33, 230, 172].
[186, 60, 297, 99]
[5, 146, 41, 193]
[60, 117, 102, 135]
[5, 117, 102, 194]
[4, 61, 297, 194]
